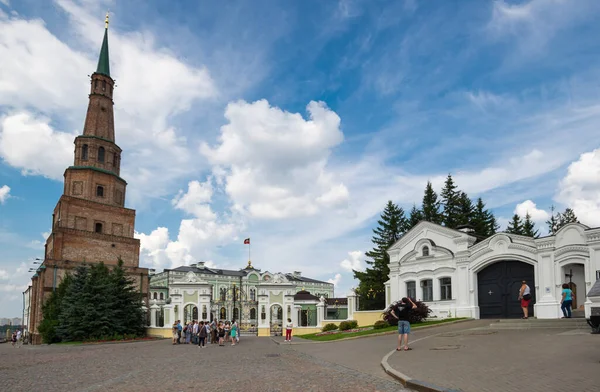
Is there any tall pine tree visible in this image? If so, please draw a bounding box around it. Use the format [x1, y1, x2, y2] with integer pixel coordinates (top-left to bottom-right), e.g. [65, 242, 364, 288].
[505, 214, 524, 235]
[440, 174, 461, 229]
[546, 205, 559, 235]
[457, 191, 474, 227]
[354, 201, 407, 310]
[559, 208, 579, 228]
[522, 212, 539, 238]
[422, 181, 442, 224]
[407, 204, 423, 230]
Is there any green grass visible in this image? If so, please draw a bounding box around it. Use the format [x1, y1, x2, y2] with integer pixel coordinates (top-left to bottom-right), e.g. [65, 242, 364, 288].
[297, 318, 468, 341]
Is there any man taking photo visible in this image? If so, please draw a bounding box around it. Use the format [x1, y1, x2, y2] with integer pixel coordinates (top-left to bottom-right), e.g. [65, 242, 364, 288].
[390, 297, 417, 351]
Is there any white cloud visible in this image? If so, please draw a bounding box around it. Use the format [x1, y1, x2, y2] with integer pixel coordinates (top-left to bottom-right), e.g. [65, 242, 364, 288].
[137, 179, 242, 270]
[327, 273, 342, 287]
[0, 185, 10, 204]
[201, 99, 348, 219]
[514, 200, 550, 223]
[556, 148, 600, 226]
[340, 250, 364, 272]
[0, 112, 76, 180]
[0, 0, 9, 8]
[0, 269, 8, 280]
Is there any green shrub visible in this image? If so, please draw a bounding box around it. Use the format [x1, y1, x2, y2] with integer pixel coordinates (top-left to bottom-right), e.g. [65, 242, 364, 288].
[373, 320, 390, 329]
[383, 299, 431, 326]
[322, 323, 338, 332]
[338, 320, 358, 331]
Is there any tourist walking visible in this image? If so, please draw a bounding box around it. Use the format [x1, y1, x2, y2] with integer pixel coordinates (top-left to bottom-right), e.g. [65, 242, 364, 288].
[185, 322, 192, 344]
[230, 319, 237, 346]
[561, 283, 575, 318]
[198, 321, 207, 348]
[224, 321, 230, 343]
[218, 322, 225, 346]
[390, 297, 417, 351]
[285, 318, 293, 342]
[11, 332, 17, 347]
[176, 320, 182, 344]
[16, 330, 22, 348]
[518, 280, 532, 319]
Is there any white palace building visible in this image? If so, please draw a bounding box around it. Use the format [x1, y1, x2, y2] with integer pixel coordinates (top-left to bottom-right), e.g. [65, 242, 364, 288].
[386, 221, 600, 319]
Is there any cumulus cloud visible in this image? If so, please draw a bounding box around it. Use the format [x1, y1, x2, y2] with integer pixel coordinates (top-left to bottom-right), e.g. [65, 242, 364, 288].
[0, 269, 9, 280]
[514, 200, 550, 223]
[201, 99, 348, 219]
[137, 179, 242, 270]
[0, 185, 10, 204]
[556, 148, 600, 226]
[340, 250, 364, 272]
[0, 113, 75, 180]
[327, 273, 342, 287]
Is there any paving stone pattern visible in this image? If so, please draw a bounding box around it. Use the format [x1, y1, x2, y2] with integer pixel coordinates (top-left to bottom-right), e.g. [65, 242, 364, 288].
[1, 338, 405, 392]
[388, 328, 600, 392]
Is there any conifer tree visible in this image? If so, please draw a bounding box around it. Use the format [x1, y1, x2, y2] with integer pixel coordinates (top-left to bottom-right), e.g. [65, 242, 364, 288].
[354, 201, 407, 310]
[546, 205, 559, 235]
[505, 214, 524, 235]
[457, 191, 474, 227]
[522, 212, 539, 238]
[407, 204, 423, 230]
[488, 215, 500, 236]
[440, 174, 461, 229]
[559, 208, 579, 228]
[421, 181, 442, 224]
[57, 264, 90, 341]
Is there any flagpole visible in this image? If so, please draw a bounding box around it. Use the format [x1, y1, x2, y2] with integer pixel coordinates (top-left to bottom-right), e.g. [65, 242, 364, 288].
[249, 240, 251, 263]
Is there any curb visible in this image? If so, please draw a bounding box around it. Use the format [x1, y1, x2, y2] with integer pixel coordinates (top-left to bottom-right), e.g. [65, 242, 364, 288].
[381, 349, 460, 392]
[291, 318, 474, 345]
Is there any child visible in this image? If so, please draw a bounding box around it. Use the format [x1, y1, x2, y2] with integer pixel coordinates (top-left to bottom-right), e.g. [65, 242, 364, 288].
[198, 321, 207, 348]
[218, 322, 225, 346]
[285, 318, 293, 342]
[171, 323, 178, 345]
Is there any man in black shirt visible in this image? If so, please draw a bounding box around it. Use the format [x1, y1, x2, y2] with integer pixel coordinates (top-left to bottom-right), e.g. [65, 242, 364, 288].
[390, 297, 417, 351]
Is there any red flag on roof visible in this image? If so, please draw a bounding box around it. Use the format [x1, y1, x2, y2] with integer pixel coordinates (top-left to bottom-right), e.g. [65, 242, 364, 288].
[244, 238, 250, 244]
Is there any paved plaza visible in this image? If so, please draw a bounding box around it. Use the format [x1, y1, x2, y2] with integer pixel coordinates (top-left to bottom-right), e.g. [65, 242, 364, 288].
[1, 337, 405, 392]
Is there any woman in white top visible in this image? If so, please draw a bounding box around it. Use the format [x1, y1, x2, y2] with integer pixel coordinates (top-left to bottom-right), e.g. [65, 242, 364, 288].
[285, 318, 293, 342]
[518, 280, 532, 319]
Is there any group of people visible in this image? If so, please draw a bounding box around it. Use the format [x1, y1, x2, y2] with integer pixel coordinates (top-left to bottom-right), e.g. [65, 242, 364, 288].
[172, 320, 239, 347]
[519, 280, 577, 319]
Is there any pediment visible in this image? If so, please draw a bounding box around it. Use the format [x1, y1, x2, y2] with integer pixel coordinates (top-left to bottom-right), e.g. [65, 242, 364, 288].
[388, 221, 472, 252]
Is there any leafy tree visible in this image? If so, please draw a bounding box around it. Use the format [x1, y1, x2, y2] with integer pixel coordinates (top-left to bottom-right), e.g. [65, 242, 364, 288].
[457, 191, 474, 227]
[522, 213, 539, 238]
[440, 174, 461, 229]
[505, 214, 524, 235]
[407, 204, 423, 230]
[421, 181, 442, 224]
[354, 201, 407, 310]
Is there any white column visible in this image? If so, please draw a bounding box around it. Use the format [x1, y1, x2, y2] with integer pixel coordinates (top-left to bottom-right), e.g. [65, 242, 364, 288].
[347, 291, 357, 320]
[316, 300, 325, 327]
[150, 303, 159, 327]
[292, 305, 300, 327]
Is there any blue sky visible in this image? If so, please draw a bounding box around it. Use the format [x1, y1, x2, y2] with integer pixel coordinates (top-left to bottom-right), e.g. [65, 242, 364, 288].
[1, 0, 600, 317]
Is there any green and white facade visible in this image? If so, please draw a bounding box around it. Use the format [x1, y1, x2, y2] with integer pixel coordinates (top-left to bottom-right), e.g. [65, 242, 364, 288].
[147, 261, 340, 336]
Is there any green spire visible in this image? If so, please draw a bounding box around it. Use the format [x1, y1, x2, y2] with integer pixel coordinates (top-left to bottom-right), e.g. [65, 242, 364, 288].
[96, 13, 110, 77]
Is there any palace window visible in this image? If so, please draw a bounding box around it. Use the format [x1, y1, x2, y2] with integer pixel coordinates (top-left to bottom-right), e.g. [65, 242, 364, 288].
[95, 222, 103, 233]
[96, 185, 104, 197]
[422, 246, 430, 257]
[261, 306, 266, 320]
[233, 308, 239, 320]
[159, 293, 164, 300]
[406, 281, 416, 299]
[98, 147, 105, 163]
[82, 144, 88, 160]
[440, 277, 452, 300]
[421, 279, 433, 302]
[220, 288, 227, 301]
[250, 308, 257, 320]
[153, 292, 157, 300]
[202, 305, 207, 320]
[220, 307, 226, 320]
[250, 289, 256, 301]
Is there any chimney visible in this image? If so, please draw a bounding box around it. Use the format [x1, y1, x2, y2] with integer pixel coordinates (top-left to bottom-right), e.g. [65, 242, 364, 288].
[293, 271, 301, 277]
[197, 262, 205, 269]
[190, 263, 197, 268]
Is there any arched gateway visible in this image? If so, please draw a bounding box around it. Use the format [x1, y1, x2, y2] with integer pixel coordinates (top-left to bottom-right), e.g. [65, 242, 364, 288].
[477, 261, 535, 319]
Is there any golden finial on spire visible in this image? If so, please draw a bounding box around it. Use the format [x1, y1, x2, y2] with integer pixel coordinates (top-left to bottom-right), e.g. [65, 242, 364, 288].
[105, 11, 109, 29]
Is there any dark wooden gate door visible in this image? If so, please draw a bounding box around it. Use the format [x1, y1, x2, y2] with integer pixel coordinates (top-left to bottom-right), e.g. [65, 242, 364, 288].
[478, 261, 535, 319]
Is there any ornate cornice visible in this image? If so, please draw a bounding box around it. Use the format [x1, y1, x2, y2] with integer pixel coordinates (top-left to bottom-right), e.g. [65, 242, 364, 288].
[555, 245, 590, 257]
[66, 165, 127, 185]
[59, 195, 136, 215]
[53, 225, 139, 245]
[507, 243, 537, 253]
[536, 240, 555, 250]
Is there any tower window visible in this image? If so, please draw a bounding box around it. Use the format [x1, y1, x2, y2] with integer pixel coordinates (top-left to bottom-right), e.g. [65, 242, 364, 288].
[113, 153, 118, 167]
[95, 223, 103, 233]
[82, 144, 88, 160]
[98, 147, 105, 163]
[422, 246, 430, 257]
[96, 186, 104, 197]
[102, 80, 106, 91]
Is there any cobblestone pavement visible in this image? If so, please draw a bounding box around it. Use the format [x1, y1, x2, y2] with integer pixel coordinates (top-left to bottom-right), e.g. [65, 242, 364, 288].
[1, 337, 406, 392]
[289, 319, 491, 381]
[387, 327, 600, 392]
